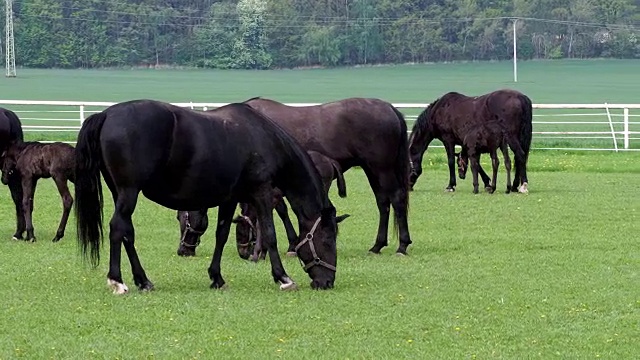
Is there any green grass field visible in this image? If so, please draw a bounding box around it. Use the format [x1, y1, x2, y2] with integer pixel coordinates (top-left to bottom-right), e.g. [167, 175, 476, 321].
[1, 60, 640, 358]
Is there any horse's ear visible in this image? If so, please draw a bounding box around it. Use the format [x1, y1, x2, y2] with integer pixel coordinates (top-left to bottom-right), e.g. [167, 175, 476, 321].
[336, 214, 350, 223]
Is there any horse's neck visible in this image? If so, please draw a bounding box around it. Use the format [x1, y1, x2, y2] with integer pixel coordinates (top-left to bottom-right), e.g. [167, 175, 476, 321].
[279, 166, 324, 223]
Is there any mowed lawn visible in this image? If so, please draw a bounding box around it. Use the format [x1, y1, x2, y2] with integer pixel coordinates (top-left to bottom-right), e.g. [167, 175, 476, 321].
[0, 149, 639, 359]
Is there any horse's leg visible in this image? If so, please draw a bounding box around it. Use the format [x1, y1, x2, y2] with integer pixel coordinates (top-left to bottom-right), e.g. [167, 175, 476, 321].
[208, 201, 238, 289]
[274, 198, 298, 256]
[444, 141, 457, 191]
[362, 167, 391, 254]
[508, 141, 528, 193]
[21, 177, 37, 242]
[51, 175, 73, 242]
[108, 188, 153, 294]
[502, 144, 512, 194]
[490, 150, 499, 194]
[8, 174, 25, 240]
[378, 169, 412, 255]
[256, 191, 296, 290]
[475, 154, 492, 190]
[470, 156, 480, 194]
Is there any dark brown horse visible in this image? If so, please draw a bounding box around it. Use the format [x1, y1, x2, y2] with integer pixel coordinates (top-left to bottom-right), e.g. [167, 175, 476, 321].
[1, 142, 75, 242]
[0, 107, 26, 240]
[176, 150, 348, 259]
[408, 89, 532, 193]
[245, 97, 411, 255]
[455, 121, 512, 194]
[178, 97, 411, 255]
[75, 99, 340, 293]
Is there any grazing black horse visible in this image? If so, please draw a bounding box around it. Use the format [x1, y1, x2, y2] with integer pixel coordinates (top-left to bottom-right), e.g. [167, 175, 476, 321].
[244, 97, 411, 255]
[455, 121, 512, 194]
[1, 142, 75, 242]
[75, 99, 340, 293]
[408, 89, 532, 193]
[177, 150, 349, 259]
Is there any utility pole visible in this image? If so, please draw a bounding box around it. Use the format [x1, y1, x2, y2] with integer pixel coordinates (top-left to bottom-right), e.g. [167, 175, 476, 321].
[5, 0, 16, 77]
[512, 18, 518, 83]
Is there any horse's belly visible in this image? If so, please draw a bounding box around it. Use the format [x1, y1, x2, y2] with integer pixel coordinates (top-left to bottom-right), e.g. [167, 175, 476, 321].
[141, 174, 235, 211]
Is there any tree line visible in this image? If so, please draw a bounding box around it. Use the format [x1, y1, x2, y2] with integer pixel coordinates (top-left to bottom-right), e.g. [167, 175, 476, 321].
[5, 0, 640, 69]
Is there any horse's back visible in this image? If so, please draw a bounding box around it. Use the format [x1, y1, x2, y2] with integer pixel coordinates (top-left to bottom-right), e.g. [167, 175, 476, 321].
[245, 97, 405, 167]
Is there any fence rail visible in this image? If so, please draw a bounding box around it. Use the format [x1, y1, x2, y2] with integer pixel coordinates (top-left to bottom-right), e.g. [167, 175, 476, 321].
[1, 100, 639, 151]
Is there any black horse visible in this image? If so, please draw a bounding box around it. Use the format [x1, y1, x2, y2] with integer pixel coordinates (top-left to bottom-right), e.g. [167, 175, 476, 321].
[0, 107, 26, 240]
[1, 142, 75, 242]
[244, 97, 411, 255]
[455, 121, 512, 194]
[408, 89, 532, 193]
[75, 99, 340, 293]
[177, 150, 348, 259]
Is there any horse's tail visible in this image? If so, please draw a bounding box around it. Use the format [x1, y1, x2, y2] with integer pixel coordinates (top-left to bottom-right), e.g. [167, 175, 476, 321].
[75, 111, 107, 267]
[519, 94, 533, 161]
[334, 165, 347, 198]
[390, 105, 410, 234]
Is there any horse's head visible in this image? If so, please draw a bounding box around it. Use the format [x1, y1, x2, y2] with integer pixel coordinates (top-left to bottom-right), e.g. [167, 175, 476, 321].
[455, 151, 469, 179]
[408, 103, 439, 189]
[176, 210, 207, 257]
[0, 149, 17, 185]
[295, 205, 343, 290]
[232, 203, 258, 261]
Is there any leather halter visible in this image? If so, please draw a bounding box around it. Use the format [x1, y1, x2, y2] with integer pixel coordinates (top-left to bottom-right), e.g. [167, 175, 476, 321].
[179, 212, 205, 248]
[294, 217, 336, 272]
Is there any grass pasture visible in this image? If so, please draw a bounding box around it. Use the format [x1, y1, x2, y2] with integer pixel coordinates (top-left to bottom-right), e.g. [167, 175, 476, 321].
[0, 60, 639, 358]
[1, 151, 639, 359]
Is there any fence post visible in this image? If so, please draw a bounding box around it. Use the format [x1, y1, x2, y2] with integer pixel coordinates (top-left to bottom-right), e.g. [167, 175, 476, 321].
[79, 104, 85, 125]
[623, 108, 629, 149]
[604, 103, 619, 152]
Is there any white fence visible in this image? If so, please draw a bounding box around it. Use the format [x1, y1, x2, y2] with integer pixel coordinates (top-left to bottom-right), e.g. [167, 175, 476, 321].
[1, 100, 639, 151]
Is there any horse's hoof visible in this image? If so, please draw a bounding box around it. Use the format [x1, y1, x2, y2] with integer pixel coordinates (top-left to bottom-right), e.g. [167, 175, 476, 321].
[445, 187, 455, 192]
[27, 237, 36, 243]
[279, 278, 298, 291]
[138, 281, 155, 292]
[52, 237, 61, 243]
[11, 236, 21, 241]
[395, 251, 407, 257]
[210, 278, 226, 289]
[518, 182, 529, 193]
[285, 251, 297, 257]
[107, 279, 129, 295]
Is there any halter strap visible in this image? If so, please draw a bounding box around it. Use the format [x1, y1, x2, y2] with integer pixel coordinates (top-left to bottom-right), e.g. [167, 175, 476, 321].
[294, 217, 336, 272]
[179, 212, 205, 248]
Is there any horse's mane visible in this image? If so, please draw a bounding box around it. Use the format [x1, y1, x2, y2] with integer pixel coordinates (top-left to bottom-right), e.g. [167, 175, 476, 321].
[411, 92, 468, 140]
[230, 103, 328, 217]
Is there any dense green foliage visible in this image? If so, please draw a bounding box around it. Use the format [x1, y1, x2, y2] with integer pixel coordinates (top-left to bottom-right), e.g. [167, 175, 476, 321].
[6, 0, 640, 69]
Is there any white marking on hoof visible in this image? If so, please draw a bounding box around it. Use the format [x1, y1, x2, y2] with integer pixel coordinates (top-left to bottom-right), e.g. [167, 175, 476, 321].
[445, 188, 455, 192]
[11, 236, 20, 241]
[285, 251, 297, 257]
[107, 279, 129, 294]
[278, 277, 298, 291]
[518, 182, 529, 193]
[395, 252, 407, 257]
